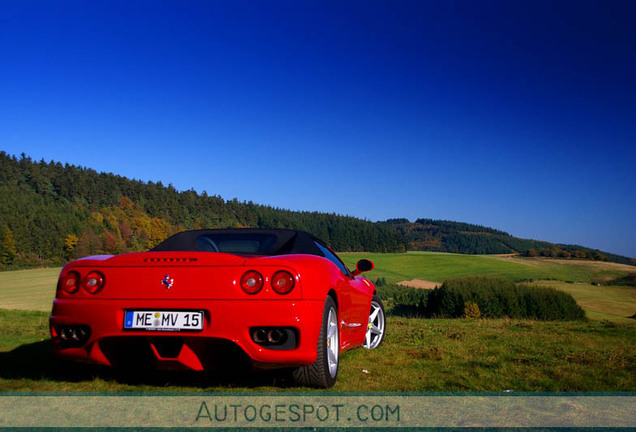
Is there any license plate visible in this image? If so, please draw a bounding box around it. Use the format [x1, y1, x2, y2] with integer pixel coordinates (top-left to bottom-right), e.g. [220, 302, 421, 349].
[124, 310, 203, 331]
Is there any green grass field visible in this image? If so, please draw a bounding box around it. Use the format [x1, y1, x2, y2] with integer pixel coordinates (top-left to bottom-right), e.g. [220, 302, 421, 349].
[0, 267, 60, 312]
[0, 309, 634, 392]
[341, 252, 636, 321]
[0, 253, 634, 391]
[340, 251, 634, 284]
[522, 280, 636, 322]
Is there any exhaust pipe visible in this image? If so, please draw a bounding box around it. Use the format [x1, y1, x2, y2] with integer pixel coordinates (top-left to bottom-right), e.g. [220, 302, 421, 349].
[253, 328, 268, 344]
[250, 327, 296, 349]
[58, 325, 91, 347]
[267, 329, 284, 344]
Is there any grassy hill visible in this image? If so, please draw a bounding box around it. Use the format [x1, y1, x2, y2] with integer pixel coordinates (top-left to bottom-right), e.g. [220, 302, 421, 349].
[340, 252, 636, 322]
[341, 251, 634, 284]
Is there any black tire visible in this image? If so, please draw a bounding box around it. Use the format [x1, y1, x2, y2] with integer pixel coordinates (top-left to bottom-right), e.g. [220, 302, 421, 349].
[293, 296, 339, 388]
[362, 295, 385, 349]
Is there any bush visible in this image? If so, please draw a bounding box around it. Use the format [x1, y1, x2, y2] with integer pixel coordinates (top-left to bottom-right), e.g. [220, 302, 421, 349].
[376, 283, 428, 317]
[463, 301, 481, 319]
[519, 284, 586, 320]
[427, 276, 515, 318]
[393, 287, 428, 316]
[376, 283, 407, 300]
[394, 276, 585, 321]
[606, 273, 636, 287]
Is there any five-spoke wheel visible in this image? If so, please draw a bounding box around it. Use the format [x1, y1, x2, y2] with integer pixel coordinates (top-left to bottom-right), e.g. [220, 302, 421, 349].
[293, 296, 339, 388]
[363, 295, 385, 349]
[325, 303, 339, 378]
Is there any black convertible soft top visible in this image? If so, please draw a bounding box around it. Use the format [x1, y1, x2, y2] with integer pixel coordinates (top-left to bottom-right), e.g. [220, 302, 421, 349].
[151, 228, 325, 256]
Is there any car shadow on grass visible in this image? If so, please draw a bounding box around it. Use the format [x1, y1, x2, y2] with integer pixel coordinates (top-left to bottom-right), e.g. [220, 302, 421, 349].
[0, 340, 297, 389]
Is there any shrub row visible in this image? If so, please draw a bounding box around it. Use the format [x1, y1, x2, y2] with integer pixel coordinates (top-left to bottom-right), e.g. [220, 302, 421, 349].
[376, 284, 428, 317]
[605, 273, 636, 287]
[385, 276, 585, 321]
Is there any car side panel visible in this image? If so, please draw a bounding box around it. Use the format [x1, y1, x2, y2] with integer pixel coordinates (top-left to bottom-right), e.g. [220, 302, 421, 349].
[342, 276, 375, 349]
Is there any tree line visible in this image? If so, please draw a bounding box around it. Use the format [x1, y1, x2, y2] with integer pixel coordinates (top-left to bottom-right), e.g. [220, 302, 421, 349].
[0, 152, 405, 268]
[1, 151, 632, 268]
[381, 218, 635, 265]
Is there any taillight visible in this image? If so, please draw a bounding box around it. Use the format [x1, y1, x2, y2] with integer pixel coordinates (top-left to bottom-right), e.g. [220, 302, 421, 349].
[60, 271, 80, 294]
[240, 271, 263, 294]
[271, 271, 295, 294]
[82, 271, 105, 294]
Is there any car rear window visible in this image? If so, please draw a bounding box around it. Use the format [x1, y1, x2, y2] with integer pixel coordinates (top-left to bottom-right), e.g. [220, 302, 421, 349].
[195, 233, 279, 255]
[151, 229, 324, 256]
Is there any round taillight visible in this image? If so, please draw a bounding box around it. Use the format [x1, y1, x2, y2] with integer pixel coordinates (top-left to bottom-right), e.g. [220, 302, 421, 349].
[240, 271, 263, 294]
[82, 271, 105, 294]
[61, 271, 80, 294]
[271, 271, 295, 295]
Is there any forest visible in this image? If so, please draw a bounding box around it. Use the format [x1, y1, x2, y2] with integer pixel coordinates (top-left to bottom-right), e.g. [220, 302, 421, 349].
[381, 218, 634, 265]
[0, 152, 405, 267]
[1, 151, 633, 268]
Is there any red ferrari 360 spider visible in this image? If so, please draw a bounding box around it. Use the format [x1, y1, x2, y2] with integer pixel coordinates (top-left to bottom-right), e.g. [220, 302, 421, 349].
[50, 228, 385, 387]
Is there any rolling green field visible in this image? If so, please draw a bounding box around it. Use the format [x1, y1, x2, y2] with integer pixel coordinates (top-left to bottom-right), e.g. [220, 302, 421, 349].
[523, 280, 636, 322]
[340, 252, 636, 321]
[0, 309, 634, 392]
[0, 267, 60, 311]
[340, 251, 634, 284]
[0, 252, 634, 392]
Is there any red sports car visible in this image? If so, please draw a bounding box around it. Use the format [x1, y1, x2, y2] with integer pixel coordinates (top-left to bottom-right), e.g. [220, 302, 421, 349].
[50, 228, 386, 387]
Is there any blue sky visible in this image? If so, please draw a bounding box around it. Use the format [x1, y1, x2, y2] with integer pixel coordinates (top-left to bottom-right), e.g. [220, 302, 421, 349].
[1, 1, 635, 257]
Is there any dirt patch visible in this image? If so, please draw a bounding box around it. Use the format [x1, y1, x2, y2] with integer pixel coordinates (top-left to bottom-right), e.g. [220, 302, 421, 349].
[397, 279, 440, 289]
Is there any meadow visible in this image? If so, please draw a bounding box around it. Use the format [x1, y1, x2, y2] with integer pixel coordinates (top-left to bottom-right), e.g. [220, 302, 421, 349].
[340, 251, 634, 285]
[340, 252, 636, 322]
[0, 252, 634, 391]
[0, 267, 60, 312]
[0, 309, 633, 392]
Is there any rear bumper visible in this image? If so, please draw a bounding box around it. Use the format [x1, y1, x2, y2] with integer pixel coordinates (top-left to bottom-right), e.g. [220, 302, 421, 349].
[49, 298, 324, 370]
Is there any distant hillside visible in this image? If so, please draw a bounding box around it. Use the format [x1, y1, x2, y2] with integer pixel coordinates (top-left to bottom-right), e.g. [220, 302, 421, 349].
[0, 152, 405, 268]
[380, 219, 635, 266]
[0, 151, 633, 268]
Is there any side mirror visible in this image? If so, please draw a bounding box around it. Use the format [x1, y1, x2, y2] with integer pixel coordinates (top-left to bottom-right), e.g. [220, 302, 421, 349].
[351, 259, 374, 276]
